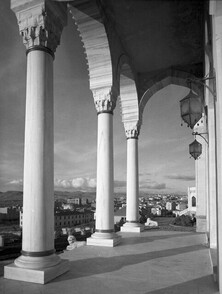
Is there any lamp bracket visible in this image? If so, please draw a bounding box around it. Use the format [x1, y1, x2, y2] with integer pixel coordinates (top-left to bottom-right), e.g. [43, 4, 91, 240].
[187, 75, 216, 100]
[192, 131, 208, 144]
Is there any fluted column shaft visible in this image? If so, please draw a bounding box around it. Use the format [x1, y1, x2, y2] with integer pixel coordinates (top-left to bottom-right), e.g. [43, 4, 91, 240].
[5, 1, 69, 284]
[10, 0, 67, 270]
[121, 127, 144, 233]
[126, 137, 139, 221]
[87, 88, 121, 246]
[22, 50, 55, 256]
[211, 1, 222, 287]
[95, 112, 114, 232]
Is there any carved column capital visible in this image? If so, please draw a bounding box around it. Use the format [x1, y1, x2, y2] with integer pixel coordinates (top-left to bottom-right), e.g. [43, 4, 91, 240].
[12, 1, 67, 55]
[125, 125, 141, 139]
[92, 88, 118, 114]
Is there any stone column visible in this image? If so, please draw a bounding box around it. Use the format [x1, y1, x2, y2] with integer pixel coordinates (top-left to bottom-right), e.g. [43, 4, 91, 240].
[121, 126, 144, 233]
[194, 117, 208, 233]
[211, 0, 222, 287]
[87, 88, 121, 247]
[4, 1, 69, 284]
[206, 78, 217, 249]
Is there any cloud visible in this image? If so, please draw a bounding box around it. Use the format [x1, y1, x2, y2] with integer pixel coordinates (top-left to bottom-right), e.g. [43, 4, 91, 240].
[8, 179, 23, 186]
[139, 172, 152, 177]
[114, 180, 126, 188]
[166, 174, 195, 181]
[140, 180, 166, 190]
[54, 177, 96, 191]
[146, 183, 166, 190]
[7, 177, 97, 191]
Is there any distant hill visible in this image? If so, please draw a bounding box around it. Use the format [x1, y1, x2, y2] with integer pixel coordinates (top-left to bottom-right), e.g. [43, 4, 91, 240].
[0, 191, 23, 207]
[0, 191, 23, 201]
[0, 190, 97, 207]
[0, 190, 128, 207]
[54, 190, 96, 201]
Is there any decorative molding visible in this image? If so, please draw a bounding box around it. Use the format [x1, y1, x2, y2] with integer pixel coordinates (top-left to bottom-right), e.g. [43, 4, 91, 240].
[12, 1, 67, 53]
[95, 229, 114, 233]
[92, 88, 117, 114]
[21, 249, 55, 257]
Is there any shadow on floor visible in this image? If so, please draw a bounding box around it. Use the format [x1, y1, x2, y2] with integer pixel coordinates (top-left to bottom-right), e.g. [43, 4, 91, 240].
[144, 275, 219, 294]
[119, 232, 203, 246]
[54, 244, 207, 282]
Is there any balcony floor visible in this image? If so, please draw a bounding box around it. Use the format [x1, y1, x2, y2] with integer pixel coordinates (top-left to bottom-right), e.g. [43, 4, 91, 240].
[0, 229, 219, 294]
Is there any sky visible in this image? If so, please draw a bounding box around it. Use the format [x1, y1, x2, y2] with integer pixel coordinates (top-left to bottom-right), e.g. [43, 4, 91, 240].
[0, 1, 195, 194]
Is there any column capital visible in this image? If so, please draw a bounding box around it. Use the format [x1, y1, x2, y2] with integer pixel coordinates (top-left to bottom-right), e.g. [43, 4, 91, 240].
[11, 1, 67, 54]
[125, 126, 140, 139]
[124, 122, 141, 139]
[92, 87, 118, 114]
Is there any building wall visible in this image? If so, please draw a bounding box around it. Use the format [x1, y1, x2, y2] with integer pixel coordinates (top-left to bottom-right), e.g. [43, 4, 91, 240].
[188, 187, 197, 215]
[0, 207, 19, 224]
[20, 210, 94, 228]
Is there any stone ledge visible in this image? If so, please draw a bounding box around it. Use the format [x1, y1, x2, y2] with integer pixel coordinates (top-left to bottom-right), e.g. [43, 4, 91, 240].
[87, 235, 121, 247]
[4, 259, 69, 284]
[121, 226, 144, 233]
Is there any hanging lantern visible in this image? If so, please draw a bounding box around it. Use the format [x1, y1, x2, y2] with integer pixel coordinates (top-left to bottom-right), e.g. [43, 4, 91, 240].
[189, 139, 202, 160]
[180, 90, 203, 129]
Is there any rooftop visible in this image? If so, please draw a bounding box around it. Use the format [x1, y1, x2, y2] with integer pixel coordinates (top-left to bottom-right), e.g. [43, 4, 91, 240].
[0, 229, 219, 294]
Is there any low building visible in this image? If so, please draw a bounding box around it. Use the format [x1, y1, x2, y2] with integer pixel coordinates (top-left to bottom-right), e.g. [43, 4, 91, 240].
[62, 203, 74, 210]
[67, 197, 82, 205]
[54, 210, 94, 227]
[0, 207, 19, 224]
[188, 187, 197, 215]
[20, 209, 94, 228]
[151, 206, 162, 216]
[166, 201, 177, 211]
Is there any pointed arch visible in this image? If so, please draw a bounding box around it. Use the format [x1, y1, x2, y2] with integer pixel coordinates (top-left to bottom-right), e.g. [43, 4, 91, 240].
[68, 1, 113, 91]
[139, 69, 203, 116]
[118, 55, 140, 133]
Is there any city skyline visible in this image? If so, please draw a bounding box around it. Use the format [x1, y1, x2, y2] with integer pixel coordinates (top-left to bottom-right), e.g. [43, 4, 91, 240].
[0, 1, 195, 194]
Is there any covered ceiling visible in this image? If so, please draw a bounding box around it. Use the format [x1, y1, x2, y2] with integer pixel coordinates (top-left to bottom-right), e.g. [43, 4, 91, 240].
[101, 0, 205, 77]
[56, 0, 205, 85]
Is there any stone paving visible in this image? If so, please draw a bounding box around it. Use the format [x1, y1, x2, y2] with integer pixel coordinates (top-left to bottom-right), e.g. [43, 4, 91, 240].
[0, 230, 219, 294]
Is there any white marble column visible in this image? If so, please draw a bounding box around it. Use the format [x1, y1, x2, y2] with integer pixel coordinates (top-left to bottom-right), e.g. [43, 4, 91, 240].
[194, 117, 208, 233]
[121, 127, 144, 233]
[206, 78, 217, 249]
[87, 88, 121, 247]
[211, 1, 222, 288]
[4, 1, 69, 284]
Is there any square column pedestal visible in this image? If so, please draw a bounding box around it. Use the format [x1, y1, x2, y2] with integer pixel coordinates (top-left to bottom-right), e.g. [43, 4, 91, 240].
[4, 258, 69, 284]
[121, 222, 145, 233]
[87, 232, 121, 247]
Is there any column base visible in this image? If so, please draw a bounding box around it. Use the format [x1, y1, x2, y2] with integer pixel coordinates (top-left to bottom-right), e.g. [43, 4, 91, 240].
[87, 232, 121, 247]
[14, 253, 61, 269]
[121, 222, 144, 233]
[4, 259, 69, 284]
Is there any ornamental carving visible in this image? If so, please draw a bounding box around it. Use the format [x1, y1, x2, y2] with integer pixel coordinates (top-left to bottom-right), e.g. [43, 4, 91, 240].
[13, 2, 67, 53]
[125, 126, 140, 139]
[92, 88, 117, 113]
